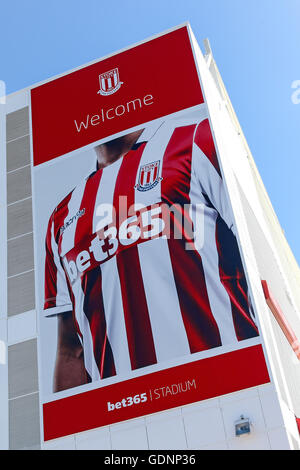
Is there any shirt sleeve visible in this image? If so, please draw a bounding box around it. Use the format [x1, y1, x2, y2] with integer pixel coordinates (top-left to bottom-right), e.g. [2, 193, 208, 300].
[43, 212, 73, 317]
[192, 118, 235, 234]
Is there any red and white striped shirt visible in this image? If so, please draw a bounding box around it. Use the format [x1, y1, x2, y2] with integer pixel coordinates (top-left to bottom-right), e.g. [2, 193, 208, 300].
[44, 109, 258, 382]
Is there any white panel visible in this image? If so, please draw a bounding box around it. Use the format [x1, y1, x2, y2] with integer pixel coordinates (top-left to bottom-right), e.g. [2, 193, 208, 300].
[221, 395, 266, 440]
[183, 406, 226, 449]
[5, 91, 29, 115]
[146, 412, 187, 450]
[110, 416, 145, 431]
[0, 319, 7, 362]
[199, 441, 228, 450]
[75, 427, 111, 450]
[145, 408, 181, 423]
[182, 397, 219, 414]
[42, 435, 76, 450]
[111, 420, 148, 450]
[228, 433, 271, 450]
[258, 384, 285, 429]
[7, 310, 37, 345]
[268, 427, 291, 450]
[219, 387, 258, 406]
[277, 398, 300, 442]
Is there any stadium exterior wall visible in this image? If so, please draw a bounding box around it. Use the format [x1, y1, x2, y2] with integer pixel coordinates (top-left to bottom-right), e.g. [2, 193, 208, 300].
[1, 24, 300, 450]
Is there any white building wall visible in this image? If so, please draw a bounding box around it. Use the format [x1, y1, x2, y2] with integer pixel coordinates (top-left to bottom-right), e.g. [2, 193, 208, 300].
[3, 26, 300, 450]
[40, 384, 293, 450]
[200, 36, 300, 423]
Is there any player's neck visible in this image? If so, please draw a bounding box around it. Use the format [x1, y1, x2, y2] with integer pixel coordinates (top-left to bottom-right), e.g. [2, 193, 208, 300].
[95, 129, 144, 170]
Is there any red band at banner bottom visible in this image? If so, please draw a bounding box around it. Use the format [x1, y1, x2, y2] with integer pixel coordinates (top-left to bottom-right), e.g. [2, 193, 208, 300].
[43, 344, 270, 441]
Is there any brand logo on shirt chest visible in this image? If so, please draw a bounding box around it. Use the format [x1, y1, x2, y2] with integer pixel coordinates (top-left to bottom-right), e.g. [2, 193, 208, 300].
[135, 160, 162, 192]
[60, 208, 85, 235]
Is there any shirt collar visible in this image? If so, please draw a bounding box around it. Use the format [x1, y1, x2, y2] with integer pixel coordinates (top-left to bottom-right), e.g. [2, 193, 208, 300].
[135, 120, 163, 144]
[91, 121, 164, 174]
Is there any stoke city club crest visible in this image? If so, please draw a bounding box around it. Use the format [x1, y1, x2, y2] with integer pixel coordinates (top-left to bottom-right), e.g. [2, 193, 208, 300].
[97, 68, 123, 96]
[135, 161, 162, 192]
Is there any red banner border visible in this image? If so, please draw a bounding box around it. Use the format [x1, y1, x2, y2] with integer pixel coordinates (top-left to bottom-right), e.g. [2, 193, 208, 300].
[43, 344, 270, 441]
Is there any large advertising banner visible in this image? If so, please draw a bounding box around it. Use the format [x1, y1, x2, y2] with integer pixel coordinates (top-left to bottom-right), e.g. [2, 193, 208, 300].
[30, 25, 270, 441]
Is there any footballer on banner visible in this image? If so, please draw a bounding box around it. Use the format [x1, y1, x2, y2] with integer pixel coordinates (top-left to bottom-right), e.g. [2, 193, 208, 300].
[43, 106, 259, 392]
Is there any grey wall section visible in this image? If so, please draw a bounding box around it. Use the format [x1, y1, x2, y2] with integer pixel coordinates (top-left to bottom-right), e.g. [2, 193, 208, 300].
[7, 165, 31, 205]
[8, 339, 39, 399]
[7, 198, 33, 239]
[6, 107, 40, 449]
[6, 135, 30, 172]
[8, 340, 40, 450]
[7, 233, 34, 277]
[6, 106, 35, 316]
[7, 270, 35, 317]
[9, 393, 40, 450]
[6, 108, 29, 142]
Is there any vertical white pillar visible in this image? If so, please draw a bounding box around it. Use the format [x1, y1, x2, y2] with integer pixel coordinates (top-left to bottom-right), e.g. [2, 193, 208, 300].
[0, 91, 9, 450]
[187, 27, 298, 448]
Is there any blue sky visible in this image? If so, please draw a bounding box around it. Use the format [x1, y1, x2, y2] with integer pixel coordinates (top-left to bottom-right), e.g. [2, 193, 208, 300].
[1, 0, 300, 263]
